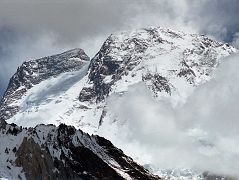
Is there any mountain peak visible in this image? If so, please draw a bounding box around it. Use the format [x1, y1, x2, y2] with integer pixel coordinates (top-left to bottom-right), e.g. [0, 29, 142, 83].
[80, 26, 237, 103]
[0, 48, 90, 121]
[1, 27, 237, 128]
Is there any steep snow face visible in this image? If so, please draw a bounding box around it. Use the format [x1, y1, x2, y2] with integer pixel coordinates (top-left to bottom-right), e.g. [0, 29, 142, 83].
[0, 123, 159, 180]
[77, 27, 237, 179]
[6, 64, 90, 127]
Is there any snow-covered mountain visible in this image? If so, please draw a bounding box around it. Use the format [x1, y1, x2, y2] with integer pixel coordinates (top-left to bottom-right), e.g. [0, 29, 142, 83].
[0, 26, 237, 179]
[1, 27, 236, 131]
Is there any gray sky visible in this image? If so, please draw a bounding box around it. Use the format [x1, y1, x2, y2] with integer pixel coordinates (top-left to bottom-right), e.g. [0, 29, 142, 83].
[1, 0, 239, 97]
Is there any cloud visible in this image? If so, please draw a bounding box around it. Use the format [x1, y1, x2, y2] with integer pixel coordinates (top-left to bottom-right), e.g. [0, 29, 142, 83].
[105, 53, 239, 177]
[186, 0, 239, 42]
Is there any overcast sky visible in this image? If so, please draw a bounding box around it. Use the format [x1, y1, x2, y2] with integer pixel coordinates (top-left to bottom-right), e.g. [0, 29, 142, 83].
[1, 0, 239, 97]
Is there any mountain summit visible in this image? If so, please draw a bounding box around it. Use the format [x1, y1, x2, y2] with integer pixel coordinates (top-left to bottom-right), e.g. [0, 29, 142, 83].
[1, 27, 235, 131]
[0, 48, 90, 122]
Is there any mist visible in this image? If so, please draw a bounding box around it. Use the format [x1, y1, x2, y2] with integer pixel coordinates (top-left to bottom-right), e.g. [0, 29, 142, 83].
[105, 53, 239, 177]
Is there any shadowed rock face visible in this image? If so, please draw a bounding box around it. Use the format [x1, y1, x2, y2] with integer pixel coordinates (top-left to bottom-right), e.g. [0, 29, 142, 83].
[15, 137, 58, 180]
[0, 122, 237, 180]
[15, 137, 122, 180]
[0, 122, 160, 180]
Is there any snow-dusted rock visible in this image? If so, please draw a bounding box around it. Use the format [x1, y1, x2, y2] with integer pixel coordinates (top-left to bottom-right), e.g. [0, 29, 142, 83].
[0, 122, 159, 180]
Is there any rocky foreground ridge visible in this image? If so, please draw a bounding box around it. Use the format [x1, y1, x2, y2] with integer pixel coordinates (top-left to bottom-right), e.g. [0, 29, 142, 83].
[0, 120, 159, 180]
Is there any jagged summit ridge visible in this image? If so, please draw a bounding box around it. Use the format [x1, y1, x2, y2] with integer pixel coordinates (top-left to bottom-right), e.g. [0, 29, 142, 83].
[1, 26, 237, 129]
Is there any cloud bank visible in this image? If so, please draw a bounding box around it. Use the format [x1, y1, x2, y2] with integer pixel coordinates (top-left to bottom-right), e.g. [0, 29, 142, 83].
[106, 53, 239, 177]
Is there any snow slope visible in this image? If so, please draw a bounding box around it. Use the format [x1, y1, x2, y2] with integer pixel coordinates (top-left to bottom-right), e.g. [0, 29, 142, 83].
[7, 64, 89, 127]
[0, 48, 90, 122]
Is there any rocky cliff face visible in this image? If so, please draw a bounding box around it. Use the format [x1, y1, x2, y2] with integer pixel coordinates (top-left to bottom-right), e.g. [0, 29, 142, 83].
[0, 121, 159, 180]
